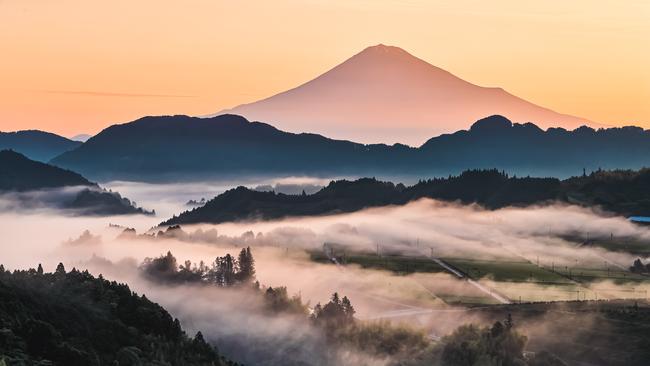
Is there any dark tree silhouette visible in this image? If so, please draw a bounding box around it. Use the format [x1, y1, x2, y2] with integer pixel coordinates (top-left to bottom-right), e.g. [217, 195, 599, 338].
[236, 247, 255, 283]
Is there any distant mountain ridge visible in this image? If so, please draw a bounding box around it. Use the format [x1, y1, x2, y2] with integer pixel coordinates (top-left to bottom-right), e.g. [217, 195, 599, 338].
[71, 133, 92, 142]
[50, 114, 650, 182]
[219, 44, 593, 145]
[0, 129, 82, 162]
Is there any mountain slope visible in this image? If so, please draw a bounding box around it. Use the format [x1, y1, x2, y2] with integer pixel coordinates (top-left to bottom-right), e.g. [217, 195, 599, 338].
[0, 150, 152, 215]
[219, 44, 592, 145]
[50, 114, 650, 182]
[0, 149, 93, 191]
[0, 130, 82, 162]
[50, 114, 415, 182]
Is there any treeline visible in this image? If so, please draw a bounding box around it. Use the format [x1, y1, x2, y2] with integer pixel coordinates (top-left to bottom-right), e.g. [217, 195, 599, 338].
[139, 249, 308, 316]
[141, 247, 255, 287]
[0, 263, 237, 366]
[162, 168, 650, 226]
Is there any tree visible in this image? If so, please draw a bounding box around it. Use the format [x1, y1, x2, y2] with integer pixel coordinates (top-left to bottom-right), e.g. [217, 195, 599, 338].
[55, 262, 66, 274]
[237, 247, 255, 283]
[37, 264, 43, 275]
[141, 251, 179, 283]
[331, 292, 341, 305]
[212, 254, 236, 286]
[630, 258, 647, 273]
[341, 296, 355, 319]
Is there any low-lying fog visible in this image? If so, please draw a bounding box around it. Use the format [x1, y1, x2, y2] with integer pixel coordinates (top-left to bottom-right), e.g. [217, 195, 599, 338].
[2, 179, 650, 365]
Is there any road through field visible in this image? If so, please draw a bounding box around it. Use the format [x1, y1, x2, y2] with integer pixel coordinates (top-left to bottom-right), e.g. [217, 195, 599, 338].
[431, 257, 511, 304]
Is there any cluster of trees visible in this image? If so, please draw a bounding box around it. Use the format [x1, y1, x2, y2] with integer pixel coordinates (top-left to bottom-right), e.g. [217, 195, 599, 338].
[630, 258, 650, 274]
[140, 249, 312, 317]
[311, 292, 355, 326]
[141, 247, 255, 287]
[310, 293, 430, 358]
[0, 262, 236, 366]
[434, 316, 566, 366]
[263, 286, 308, 314]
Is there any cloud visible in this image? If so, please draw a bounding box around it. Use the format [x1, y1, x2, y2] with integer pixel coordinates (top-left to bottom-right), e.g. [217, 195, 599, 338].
[37, 90, 196, 98]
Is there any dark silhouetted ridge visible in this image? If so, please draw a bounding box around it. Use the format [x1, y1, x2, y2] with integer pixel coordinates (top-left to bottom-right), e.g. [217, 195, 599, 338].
[0, 130, 81, 162]
[51, 114, 650, 182]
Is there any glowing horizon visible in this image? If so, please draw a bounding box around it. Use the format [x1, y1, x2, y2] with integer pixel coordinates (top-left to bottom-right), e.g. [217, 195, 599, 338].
[0, 0, 648, 139]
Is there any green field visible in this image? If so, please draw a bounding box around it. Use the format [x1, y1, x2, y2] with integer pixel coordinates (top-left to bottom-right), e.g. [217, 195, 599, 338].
[310, 251, 447, 274]
[441, 257, 573, 284]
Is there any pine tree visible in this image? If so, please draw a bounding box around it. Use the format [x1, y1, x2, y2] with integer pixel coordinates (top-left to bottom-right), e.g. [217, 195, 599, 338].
[212, 254, 236, 286]
[341, 296, 355, 319]
[37, 263, 43, 275]
[55, 262, 66, 274]
[237, 247, 256, 283]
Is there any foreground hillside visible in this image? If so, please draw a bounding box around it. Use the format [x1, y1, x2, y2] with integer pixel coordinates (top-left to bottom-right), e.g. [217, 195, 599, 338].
[162, 169, 650, 225]
[0, 130, 81, 162]
[51, 114, 650, 182]
[0, 150, 152, 216]
[0, 263, 236, 366]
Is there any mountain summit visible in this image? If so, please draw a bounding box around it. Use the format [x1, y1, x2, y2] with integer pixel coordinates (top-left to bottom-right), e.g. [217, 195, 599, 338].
[218, 44, 592, 145]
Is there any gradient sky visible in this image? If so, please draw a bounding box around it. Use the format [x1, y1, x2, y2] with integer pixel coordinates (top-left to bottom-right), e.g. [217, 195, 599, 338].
[0, 0, 648, 137]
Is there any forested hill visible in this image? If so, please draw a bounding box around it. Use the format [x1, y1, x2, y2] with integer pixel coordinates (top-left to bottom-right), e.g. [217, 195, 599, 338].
[0, 130, 81, 162]
[50, 114, 650, 182]
[0, 149, 94, 191]
[0, 149, 153, 216]
[0, 263, 237, 366]
[162, 169, 650, 225]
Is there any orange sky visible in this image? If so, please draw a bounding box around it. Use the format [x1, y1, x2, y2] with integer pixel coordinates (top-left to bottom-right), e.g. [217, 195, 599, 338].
[0, 0, 648, 137]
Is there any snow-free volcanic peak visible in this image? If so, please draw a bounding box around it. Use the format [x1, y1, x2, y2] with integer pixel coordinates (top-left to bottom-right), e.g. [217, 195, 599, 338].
[217, 44, 593, 146]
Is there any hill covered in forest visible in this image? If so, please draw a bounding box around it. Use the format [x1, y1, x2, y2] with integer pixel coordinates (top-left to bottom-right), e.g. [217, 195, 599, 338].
[0, 149, 93, 191]
[162, 169, 650, 225]
[51, 114, 650, 182]
[0, 130, 81, 162]
[0, 150, 152, 216]
[0, 263, 236, 366]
